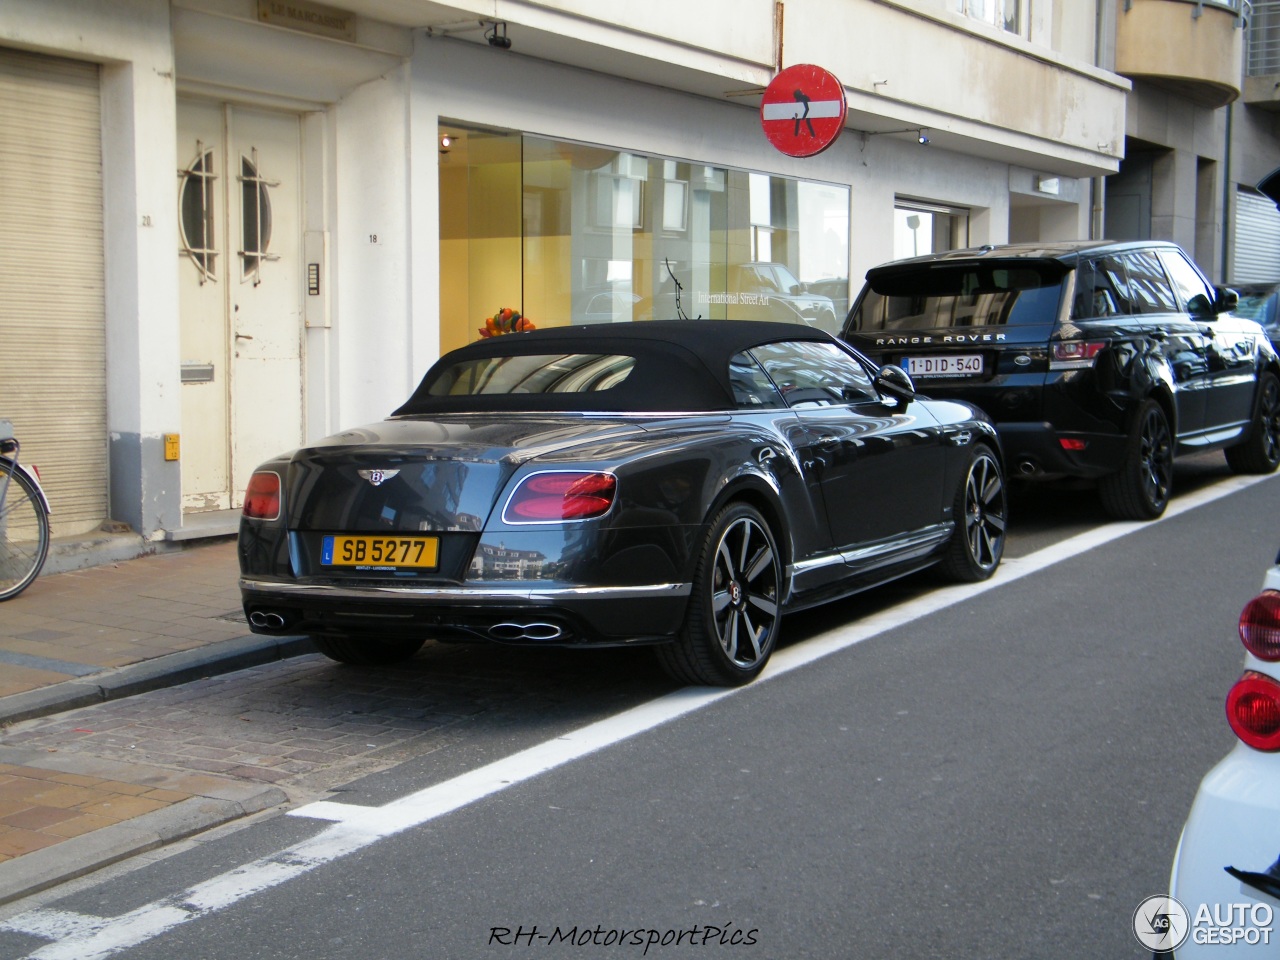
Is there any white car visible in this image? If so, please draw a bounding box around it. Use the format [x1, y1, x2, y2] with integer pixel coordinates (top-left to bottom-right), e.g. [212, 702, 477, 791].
[1167, 557, 1280, 955]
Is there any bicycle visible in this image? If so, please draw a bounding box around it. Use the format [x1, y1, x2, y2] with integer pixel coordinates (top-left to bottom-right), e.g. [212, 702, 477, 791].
[0, 419, 51, 600]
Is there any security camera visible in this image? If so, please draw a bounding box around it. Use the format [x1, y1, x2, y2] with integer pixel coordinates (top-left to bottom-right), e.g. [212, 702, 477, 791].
[486, 22, 511, 49]
[917, 131, 930, 145]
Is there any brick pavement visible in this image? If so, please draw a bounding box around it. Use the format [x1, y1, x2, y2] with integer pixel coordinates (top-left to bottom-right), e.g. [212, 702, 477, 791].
[0, 540, 247, 701]
[0, 539, 300, 902]
[0, 536, 669, 905]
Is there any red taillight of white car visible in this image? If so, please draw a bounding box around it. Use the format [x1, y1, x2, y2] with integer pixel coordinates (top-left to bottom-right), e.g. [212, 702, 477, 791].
[1239, 589, 1280, 661]
[242, 471, 282, 521]
[503, 471, 617, 522]
[1226, 671, 1280, 751]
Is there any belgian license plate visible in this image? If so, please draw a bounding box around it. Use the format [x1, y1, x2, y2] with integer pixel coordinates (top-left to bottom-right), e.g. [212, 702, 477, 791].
[321, 535, 439, 569]
[903, 354, 982, 378]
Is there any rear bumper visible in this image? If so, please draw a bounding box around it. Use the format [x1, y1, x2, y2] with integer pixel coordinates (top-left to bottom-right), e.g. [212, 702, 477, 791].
[240, 577, 691, 647]
[996, 421, 1128, 479]
[1169, 743, 1280, 957]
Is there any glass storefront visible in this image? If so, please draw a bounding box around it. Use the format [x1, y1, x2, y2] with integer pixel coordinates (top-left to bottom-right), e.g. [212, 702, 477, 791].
[438, 124, 851, 354]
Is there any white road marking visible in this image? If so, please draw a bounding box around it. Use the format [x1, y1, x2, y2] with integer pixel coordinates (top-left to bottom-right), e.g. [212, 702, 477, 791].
[1, 470, 1272, 958]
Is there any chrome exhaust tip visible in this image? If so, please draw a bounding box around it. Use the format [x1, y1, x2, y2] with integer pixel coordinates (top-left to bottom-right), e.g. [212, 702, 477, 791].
[249, 611, 287, 630]
[489, 622, 564, 641]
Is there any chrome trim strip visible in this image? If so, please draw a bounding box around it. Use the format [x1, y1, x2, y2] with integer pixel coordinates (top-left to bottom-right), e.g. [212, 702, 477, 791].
[838, 523, 953, 564]
[240, 578, 691, 603]
[787, 523, 953, 575]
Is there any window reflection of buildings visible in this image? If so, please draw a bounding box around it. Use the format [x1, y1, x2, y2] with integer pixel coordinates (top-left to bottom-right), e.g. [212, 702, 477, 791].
[472, 542, 548, 579]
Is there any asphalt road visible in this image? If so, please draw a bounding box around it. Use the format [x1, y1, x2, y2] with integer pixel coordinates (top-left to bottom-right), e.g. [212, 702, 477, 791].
[0, 456, 1275, 959]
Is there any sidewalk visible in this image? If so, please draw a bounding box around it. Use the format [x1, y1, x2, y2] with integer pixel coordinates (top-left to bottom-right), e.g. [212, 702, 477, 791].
[0, 539, 310, 905]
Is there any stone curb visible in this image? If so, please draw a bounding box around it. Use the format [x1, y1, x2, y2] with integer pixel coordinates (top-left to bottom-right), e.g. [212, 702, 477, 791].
[0, 635, 316, 728]
[0, 783, 289, 906]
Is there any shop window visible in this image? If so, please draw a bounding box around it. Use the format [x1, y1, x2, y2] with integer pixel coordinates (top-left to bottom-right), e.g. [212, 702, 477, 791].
[437, 124, 851, 351]
[179, 144, 217, 283]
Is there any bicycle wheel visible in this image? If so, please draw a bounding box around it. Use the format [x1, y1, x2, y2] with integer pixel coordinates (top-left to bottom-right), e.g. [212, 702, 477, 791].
[0, 459, 50, 601]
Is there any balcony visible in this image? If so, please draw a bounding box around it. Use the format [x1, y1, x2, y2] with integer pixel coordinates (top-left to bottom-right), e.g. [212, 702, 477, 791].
[1116, 0, 1246, 107]
[1246, 0, 1280, 108]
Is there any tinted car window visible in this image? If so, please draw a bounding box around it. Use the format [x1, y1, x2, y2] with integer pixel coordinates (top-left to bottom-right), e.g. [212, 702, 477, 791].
[750, 340, 877, 406]
[428, 353, 636, 396]
[854, 262, 1065, 331]
[1123, 251, 1179, 314]
[1158, 249, 1217, 315]
[1073, 256, 1130, 318]
[728, 351, 788, 409]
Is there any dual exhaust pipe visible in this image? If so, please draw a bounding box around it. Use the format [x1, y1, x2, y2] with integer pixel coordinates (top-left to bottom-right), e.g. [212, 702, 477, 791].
[250, 610, 564, 642]
[249, 610, 287, 630]
[488, 621, 564, 641]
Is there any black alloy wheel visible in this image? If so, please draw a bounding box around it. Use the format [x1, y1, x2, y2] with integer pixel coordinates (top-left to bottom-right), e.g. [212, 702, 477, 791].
[656, 502, 781, 687]
[311, 634, 425, 666]
[1099, 399, 1173, 521]
[939, 446, 1007, 582]
[1226, 372, 1280, 474]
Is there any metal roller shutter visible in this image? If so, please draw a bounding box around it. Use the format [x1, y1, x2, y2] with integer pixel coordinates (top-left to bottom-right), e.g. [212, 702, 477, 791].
[0, 48, 107, 537]
[1231, 188, 1280, 283]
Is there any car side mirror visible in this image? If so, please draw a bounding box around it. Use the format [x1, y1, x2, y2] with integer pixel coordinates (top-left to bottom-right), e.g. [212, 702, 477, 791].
[1215, 286, 1239, 314]
[1186, 293, 1214, 318]
[875, 364, 917, 405]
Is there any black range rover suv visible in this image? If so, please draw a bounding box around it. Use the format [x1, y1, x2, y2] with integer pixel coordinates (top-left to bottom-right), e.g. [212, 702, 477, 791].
[840, 240, 1280, 520]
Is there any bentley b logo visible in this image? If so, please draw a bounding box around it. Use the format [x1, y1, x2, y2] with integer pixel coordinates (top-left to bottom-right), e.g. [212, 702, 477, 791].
[357, 468, 400, 486]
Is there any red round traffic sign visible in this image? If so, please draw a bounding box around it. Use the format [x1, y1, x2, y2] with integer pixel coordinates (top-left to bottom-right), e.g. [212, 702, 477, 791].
[760, 64, 847, 158]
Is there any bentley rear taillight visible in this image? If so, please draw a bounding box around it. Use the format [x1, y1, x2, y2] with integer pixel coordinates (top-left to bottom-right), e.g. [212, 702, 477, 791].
[503, 471, 617, 522]
[243, 471, 281, 521]
[1227, 671, 1280, 752]
[1240, 590, 1280, 661]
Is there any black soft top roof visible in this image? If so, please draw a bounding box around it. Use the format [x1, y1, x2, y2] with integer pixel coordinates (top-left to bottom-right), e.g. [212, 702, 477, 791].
[393, 320, 836, 415]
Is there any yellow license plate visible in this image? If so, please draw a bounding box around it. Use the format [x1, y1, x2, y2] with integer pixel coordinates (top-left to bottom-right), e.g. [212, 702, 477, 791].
[321, 535, 439, 569]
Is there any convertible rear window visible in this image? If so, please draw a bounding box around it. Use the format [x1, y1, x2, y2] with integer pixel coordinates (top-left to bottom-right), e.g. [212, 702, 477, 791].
[428, 353, 636, 396]
[852, 261, 1066, 332]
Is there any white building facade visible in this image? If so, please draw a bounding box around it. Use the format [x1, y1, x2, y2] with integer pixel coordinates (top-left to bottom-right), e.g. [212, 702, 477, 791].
[0, 0, 1267, 556]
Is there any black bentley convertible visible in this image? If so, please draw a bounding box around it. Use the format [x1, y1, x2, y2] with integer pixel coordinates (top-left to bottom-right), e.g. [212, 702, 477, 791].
[239, 321, 1006, 686]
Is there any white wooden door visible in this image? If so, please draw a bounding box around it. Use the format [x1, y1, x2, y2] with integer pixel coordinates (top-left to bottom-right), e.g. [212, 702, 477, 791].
[177, 101, 303, 512]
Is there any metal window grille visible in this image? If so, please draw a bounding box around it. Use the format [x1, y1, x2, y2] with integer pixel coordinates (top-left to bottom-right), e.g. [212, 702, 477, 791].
[178, 144, 217, 283]
[238, 147, 278, 286]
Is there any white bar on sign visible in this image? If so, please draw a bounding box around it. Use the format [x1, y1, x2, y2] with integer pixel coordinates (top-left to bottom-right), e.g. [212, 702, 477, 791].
[761, 99, 844, 121]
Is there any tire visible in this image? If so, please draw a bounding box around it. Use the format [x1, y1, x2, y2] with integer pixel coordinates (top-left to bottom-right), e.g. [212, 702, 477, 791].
[311, 635, 425, 666]
[938, 446, 1007, 582]
[0, 460, 51, 601]
[655, 502, 781, 687]
[1225, 372, 1280, 475]
[1098, 399, 1173, 521]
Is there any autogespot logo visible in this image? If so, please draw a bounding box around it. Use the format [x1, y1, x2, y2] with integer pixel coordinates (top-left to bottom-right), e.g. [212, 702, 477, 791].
[1133, 895, 1191, 951]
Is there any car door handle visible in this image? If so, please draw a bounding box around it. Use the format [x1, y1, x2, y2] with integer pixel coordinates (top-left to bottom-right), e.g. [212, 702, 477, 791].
[803, 457, 826, 471]
[815, 436, 839, 448]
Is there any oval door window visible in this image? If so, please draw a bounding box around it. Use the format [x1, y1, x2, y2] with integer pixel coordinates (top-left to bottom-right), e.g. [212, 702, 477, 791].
[179, 146, 217, 283]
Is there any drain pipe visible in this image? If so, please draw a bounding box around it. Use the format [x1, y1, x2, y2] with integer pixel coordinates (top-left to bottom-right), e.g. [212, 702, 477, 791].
[1221, 99, 1234, 282]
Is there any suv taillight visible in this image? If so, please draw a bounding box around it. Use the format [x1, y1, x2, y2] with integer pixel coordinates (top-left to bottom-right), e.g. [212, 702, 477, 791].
[1240, 590, 1280, 661]
[243, 471, 281, 520]
[1227, 671, 1280, 751]
[1049, 341, 1106, 370]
